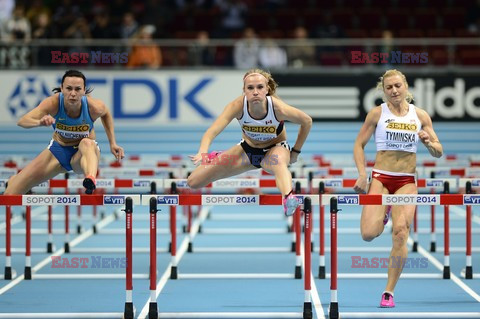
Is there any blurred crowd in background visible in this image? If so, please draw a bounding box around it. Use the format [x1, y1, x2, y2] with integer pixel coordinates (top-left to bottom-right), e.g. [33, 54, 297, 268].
[1, 0, 480, 68]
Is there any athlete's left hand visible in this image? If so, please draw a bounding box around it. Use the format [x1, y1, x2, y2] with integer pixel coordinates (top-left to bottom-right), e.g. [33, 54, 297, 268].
[289, 151, 299, 164]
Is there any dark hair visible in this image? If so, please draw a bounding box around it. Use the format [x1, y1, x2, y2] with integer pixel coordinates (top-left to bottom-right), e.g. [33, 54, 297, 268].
[52, 70, 93, 94]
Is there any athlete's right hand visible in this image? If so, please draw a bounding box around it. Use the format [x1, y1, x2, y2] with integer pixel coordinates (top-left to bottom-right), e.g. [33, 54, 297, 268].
[353, 175, 368, 194]
[39, 115, 55, 126]
[189, 153, 204, 166]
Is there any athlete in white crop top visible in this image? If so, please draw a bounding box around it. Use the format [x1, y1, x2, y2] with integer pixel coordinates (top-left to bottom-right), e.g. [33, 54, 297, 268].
[353, 70, 443, 307]
[188, 68, 312, 216]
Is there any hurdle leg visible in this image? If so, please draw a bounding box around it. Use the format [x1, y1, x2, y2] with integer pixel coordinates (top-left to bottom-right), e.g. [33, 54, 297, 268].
[294, 205, 302, 279]
[92, 204, 98, 234]
[303, 198, 312, 319]
[4, 206, 13, 279]
[329, 197, 339, 319]
[170, 204, 178, 279]
[319, 200, 325, 279]
[465, 181, 473, 279]
[148, 197, 158, 319]
[24, 206, 32, 279]
[466, 205, 473, 279]
[412, 206, 418, 252]
[187, 205, 194, 253]
[47, 205, 55, 252]
[443, 204, 450, 279]
[124, 197, 135, 319]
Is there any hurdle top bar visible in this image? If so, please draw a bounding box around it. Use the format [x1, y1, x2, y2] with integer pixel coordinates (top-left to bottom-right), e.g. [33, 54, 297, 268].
[1, 194, 479, 206]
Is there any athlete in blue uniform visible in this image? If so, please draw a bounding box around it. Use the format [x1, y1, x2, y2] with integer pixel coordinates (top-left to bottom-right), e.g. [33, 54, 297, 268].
[187, 68, 312, 216]
[4, 70, 124, 195]
[353, 69, 443, 307]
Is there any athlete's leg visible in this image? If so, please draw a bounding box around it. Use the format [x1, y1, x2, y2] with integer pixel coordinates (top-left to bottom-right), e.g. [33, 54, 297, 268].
[385, 183, 417, 293]
[70, 138, 100, 177]
[261, 145, 291, 195]
[4, 149, 65, 194]
[187, 144, 256, 189]
[360, 178, 390, 241]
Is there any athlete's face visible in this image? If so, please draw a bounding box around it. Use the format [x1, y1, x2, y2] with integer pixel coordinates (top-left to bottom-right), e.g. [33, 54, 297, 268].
[383, 75, 407, 105]
[61, 77, 86, 108]
[243, 75, 268, 107]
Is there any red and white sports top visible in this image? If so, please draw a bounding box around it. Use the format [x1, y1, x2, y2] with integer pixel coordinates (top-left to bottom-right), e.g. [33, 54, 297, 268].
[238, 96, 284, 142]
[375, 103, 421, 153]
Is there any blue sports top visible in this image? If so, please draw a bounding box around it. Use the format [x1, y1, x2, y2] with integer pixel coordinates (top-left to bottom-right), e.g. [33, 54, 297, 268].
[52, 93, 94, 141]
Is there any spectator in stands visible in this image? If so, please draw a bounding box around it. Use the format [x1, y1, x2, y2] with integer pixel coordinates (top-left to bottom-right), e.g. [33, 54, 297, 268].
[187, 68, 312, 217]
[287, 26, 316, 68]
[259, 38, 287, 68]
[467, 0, 480, 33]
[25, 0, 50, 26]
[90, 11, 116, 39]
[378, 30, 395, 66]
[119, 12, 139, 40]
[4, 70, 124, 195]
[52, 0, 81, 33]
[353, 69, 443, 308]
[142, 0, 174, 38]
[233, 27, 260, 69]
[313, 13, 344, 39]
[216, 0, 248, 38]
[63, 17, 92, 56]
[0, 0, 14, 24]
[109, 0, 130, 27]
[127, 24, 162, 68]
[32, 12, 57, 65]
[2, 5, 31, 42]
[188, 30, 216, 66]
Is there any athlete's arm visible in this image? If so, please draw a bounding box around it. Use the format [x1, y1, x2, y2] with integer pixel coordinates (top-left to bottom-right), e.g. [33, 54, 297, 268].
[416, 108, 443, 158]
[353, 106, 380, 193]
[88, 97, 124, 160]
[272, 97, 312, 153]
[17, 94, 59, 128]
[190, 96, 243, 165]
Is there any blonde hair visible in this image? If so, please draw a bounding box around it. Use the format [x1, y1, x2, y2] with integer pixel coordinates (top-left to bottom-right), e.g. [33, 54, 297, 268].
[376, 69, 414, 103]
[243, 68, 278, 97]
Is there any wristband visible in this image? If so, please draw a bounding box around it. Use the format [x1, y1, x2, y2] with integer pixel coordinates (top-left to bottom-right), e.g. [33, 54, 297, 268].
[291, 148, 301, 154]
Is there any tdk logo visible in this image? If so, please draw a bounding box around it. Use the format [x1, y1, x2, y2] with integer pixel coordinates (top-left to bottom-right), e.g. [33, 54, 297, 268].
[104, 196, 126, 205]
[426, 180, 444, 187]
[464, 195, 480, 204]
[472, 180, 480, 187]
[337, 195, 359, 204]
[157, 195, 179, 205]
[134, 180, 150, 187]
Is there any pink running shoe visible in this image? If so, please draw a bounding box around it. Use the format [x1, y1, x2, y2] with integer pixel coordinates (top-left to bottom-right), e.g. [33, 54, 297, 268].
[383, 205, 392, 225]
[283, 193, 300, 217]
[380, 292, 395, 308]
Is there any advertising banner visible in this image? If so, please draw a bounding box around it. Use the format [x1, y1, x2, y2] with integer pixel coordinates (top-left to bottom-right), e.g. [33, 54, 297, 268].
[0, 70, 479, 124]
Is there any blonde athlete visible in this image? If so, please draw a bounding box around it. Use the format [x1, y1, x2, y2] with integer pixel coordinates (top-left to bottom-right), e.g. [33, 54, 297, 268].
[353, 69, 443, 307]
[188, 68, 312, 216]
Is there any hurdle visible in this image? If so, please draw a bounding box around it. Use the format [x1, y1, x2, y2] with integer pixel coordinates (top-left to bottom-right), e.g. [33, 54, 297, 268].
[139, 193, 317, 319]
[459, 178, 480, 280]
[326, 193, 480, 319]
